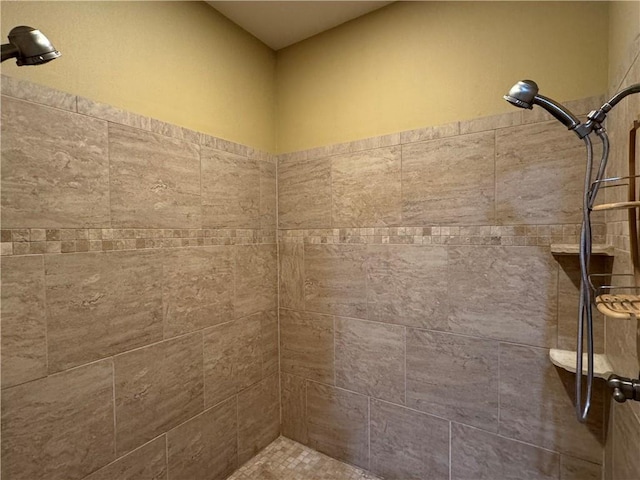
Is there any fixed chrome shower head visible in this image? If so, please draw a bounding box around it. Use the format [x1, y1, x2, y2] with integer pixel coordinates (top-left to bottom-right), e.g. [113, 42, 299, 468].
[1, 26, 61, 65]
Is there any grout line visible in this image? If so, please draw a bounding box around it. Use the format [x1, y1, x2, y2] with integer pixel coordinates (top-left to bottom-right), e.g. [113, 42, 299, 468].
[112, 359, 118, 458]
[448, 421, 452, 480]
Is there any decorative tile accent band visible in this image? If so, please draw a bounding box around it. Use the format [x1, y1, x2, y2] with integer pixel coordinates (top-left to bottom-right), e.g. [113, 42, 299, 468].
[278, 224, 606, 247]
[0, 228, 276, 256]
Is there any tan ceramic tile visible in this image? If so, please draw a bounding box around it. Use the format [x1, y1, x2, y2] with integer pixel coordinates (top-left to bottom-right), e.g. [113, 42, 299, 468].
[238, 373, 280, 464]
[148, 117, 200, 144]
[201, 147, 260, 228]
[306, 381, 369, 470]
[261, 310, 279, 377]
[279, 241, 305, 310]
[451, 422, 560, 480]
[335, 317, 405, 403]
[260, 160, 277, 229]
[1, 255, 46, 388]
[281, 373, 308, 444]
[84, 436, 167, 480]
[370, 399, 449, 480]
[560, 455, 601, 480]
[114, 333, 204, 456]
[1, 96, 109, 228]
[203, 314, 263, 407]
[402, 131, 495, 225]
[2, 75, 77, 111]
[235, 244, 277, 318]
[366, 244, 449, 329]
[406, 329, 499, 432]
[459, 110, 522, 135]
[77, 96, 150, 129]
[499, 343, 604, 463]
[109, 124, 201, 228]
[280, 309, 334, 383]
[1, 360, 115, 480]
[496, 121, 591, 225]
[278, 157, 332, 228]
[304, 244, 367, 318]
[400, 122, 460, 144]
[332, 146, 402, 227]
[611, 402, 640, 480]
[45, 250, 163, 372]
[162, 246, 234, 338]
[447, 246, 558, 347]
[167, 397, 237, 480]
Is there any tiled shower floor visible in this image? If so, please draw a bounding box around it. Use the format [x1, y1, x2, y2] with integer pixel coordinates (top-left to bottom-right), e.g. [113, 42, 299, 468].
[228, 436, 382, 480]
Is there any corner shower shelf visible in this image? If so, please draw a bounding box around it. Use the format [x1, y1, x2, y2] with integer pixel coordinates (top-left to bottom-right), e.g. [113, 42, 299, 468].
[592, 200, 640, 212]
[549, 348, 613, 380]
[595, 293, 640, 319]
[550, 244, 615, 256]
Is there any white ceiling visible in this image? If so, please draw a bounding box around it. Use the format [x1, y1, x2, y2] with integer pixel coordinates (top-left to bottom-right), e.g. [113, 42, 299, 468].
[206, 1, 393, 50]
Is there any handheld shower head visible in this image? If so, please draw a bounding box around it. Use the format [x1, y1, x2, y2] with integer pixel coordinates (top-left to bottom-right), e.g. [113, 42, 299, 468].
[1, 26, 60, 65]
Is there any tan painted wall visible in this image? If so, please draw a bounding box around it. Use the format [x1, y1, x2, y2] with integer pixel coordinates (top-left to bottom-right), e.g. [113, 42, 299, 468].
[0, 1, 277, 152]
[276, 1, 609, 153]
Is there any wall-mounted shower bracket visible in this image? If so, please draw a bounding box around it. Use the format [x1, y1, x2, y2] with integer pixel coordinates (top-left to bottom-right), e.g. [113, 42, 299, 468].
[607, 374, 640, 403]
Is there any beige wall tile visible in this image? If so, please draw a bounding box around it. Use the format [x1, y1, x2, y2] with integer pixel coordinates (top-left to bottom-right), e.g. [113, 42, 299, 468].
[1, 360, 115, 480]
[496, 122, 589, 224]
[402, 131, 495, 225]
[114, 333, 204, 456]
[1, 96, 109, 228]
[332, 146, 402, 227]
[45, 250, 163, 372]
[400, 122, 459, 144]
[280, 309, 334, 383]
[278, 157, 331, 228]
[2, 75, 77, 111]
[162, 246, 234, 338]
[77, 97, 150, 130]
[260, 160, 277, 229]
[261, 310, 279, 378]
[451, 422, 560, 480]
[281, 373, 308, 444]
[560, 455, 601, 480]
[109, 124, 201, 228]
[406, 329, 499, 432]
[335, 316, 405, 403]
[237, 373, 280, 464]
[201, 147, 260, 228]
[85, 436, 167, 480]
[304, 244, 367, 318]
[203, 315, 263, 407]
[611, 402, 640, 480]
[1, 255, 46, 388]
[279, 241, 305, 310]
[447, 246, 557, 347]
[235, 244, 277, 318]
[499, 343, 604, 463]
[306, 381, 369, 470]
[367, 244, 449, 329]
[167, 397, 237, 480]
[459, 110, 522, 135]
[370, 399, 449, 480]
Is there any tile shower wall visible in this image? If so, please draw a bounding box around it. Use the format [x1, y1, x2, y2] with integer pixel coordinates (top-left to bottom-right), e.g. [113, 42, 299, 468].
[603, 30, 640, 480]
[277, 96, 610, 479]
[0, 75, 279, 480]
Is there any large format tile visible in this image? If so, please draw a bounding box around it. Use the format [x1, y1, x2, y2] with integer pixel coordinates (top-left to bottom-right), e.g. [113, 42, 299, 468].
[280, 309, 334, 383]
[332, 146, 402, 227]
[406, 329, 499, 432]
[335, 317, 405, 403]
[304, 244, 367, 318]
[237, 374, 280, 464]
[496, 121, 589, 224]
[167, 397, 237, 480]
[367, 244, 449, 328]
[114, 333, 204, 456]
[45, 250, 163, 372]
[402, 131, 495, 225]
[1, 360, 115, 480]
[370, 399, 449, 480]
[260, 160, 277, 229]
[447, 246, 557, 347]
[235, 244, 277, 318]
[1, 74, 77, 111]
[84, 436, 167, 480]
[1, 255, 46, 388]
[281, 373, 308, 444]
[278, 157, 332, 228]
[162, 246, 234, 338]
[261, 310, 279, 378]
[560, 455, 601, 480]
[499, 343, 604, 463]
[279, 241, 305, 310]
[203, 314, 264, 407]
[109, 124, 201, 228]
[451, 423, 560, 480]
[611, 402, 640, 480]
[306, 381, 369, 470]
[201, 147, 260, 228]
[1, 96, 109, 228]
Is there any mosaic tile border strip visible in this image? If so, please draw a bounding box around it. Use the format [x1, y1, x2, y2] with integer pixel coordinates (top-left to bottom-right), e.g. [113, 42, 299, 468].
[278, 224, 607, 247]
[0, 228, 276, 256]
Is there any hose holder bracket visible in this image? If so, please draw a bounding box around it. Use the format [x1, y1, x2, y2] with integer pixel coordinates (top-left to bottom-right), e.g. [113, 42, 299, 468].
[607, 374, 640, 403]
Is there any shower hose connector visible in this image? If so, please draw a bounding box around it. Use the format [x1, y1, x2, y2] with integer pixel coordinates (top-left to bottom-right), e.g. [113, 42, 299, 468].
[607, 374, 640, 403]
